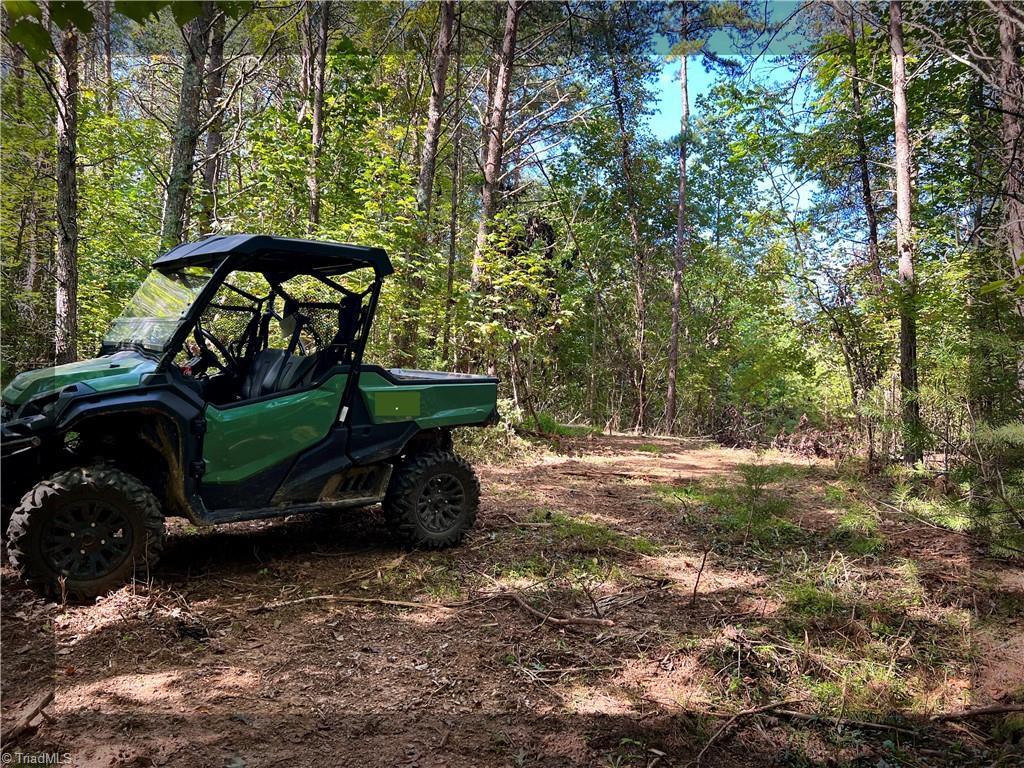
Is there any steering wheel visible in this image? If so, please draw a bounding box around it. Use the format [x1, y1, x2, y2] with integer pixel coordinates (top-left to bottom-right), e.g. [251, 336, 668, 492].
[188, 323, 240, 377]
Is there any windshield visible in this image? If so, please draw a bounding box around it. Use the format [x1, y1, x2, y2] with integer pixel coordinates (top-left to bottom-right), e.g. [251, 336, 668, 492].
[103, 267, 213, 351]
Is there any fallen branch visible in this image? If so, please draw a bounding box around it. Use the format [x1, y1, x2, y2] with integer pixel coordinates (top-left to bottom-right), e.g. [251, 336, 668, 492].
[248, 590, 615, 627]
[489, 591, 615, 627]
[695, 699, 804, 764]
[499, 513, 552, 527]
[249, 595, 455, 613]
[930, 704, 1024, 722]
[773, 709, 920, 737]
[1, 690, 54, 747]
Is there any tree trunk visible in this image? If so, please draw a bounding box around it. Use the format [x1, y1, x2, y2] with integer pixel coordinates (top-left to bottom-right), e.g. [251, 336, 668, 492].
[442, 5, 463, 365]
[307, 1, 329, 232]
[160, 5, 211, 251]
[666, 12, 689, 435]
[471, 0, 522, 285]
[20, 181, 40, 330]
[844, 0, 882, 284]
[416, 0, 456, 218]
[199, 10, 225, 233]
[608, 50, 648, 433]
[397, 0, 457, 366]
[102, 0, 113, 114]
[298, 2, 313, 119]
[997, 3, 1024, 323]
[889, 0, 922, 463]
[967, 76, 994, 420]
[54, 25, 79, 364]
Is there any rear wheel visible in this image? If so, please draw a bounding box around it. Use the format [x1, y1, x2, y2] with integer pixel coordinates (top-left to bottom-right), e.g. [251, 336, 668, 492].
[383, 451, 479, 548]
[6, 466, 165, 601]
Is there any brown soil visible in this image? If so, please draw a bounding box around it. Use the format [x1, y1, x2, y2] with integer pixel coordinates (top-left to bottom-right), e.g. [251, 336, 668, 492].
[2, 436, 1021, 767]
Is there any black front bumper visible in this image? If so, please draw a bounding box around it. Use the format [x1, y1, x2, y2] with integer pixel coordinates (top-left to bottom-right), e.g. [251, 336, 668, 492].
[1, 428, 42, 458]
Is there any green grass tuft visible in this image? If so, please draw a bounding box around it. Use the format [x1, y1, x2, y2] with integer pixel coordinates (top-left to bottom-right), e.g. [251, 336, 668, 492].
[635, 443, 663, 454]
[497, 552, 625, 581]
[534, 413, 600, 437]
[783, 582, 847, 617]
[531, 509, 656, 554]
[830, 504, 885, 556]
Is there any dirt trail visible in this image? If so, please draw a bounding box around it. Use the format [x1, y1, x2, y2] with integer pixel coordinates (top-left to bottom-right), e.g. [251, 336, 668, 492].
[2, 436, 1021, 767]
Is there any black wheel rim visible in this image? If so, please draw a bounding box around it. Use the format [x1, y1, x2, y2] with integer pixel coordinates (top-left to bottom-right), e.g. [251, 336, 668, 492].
[40, 500, 135, 580]
[417, 473, 466, 533]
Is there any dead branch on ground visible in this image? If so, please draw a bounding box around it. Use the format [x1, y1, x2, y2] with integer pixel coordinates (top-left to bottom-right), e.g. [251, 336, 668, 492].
[930, 704, 1024, 721]
[1, 690, 54, 747]
[248, 589, 615, 627]
[695, 699, 805, 764]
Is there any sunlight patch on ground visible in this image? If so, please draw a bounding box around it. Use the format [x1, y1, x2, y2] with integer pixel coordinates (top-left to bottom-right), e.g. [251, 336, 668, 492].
[61, 670, 188, 711]
[560, 684, 636, 715]
[641, 553, 765, 595]
[60, 667, 262, 712]
[395, 605, 458, 625]
[613, 656, 715, 710]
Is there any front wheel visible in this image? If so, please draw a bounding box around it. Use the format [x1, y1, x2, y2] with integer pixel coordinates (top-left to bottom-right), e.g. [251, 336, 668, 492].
[383, 451, 479, 548]
[6, 466, 165, 601]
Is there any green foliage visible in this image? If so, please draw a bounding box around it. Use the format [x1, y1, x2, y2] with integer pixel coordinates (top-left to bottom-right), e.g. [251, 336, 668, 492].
[830, 505, 885, 556]
[3, 1, 253, 61]
[530, 509, 656, 554]
[737, 460, 793, 498]
[533, 413, 599, 438]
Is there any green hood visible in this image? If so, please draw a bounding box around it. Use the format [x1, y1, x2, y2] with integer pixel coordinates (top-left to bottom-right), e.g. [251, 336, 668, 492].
[2, 352, 158, 407]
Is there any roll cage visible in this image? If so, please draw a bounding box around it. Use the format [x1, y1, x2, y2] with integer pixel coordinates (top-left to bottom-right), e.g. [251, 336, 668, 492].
[111, 234, 388, 375]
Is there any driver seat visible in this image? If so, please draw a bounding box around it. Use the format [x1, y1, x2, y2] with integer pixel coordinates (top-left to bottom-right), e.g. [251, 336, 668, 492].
[241, 306, 317, 399]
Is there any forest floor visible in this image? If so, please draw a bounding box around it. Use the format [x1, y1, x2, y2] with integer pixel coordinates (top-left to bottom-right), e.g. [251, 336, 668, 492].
[2, 435, 1022, 767]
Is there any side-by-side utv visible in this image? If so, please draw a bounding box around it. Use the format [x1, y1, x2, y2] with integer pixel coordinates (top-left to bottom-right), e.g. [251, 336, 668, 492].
[1, 235, 498, 600]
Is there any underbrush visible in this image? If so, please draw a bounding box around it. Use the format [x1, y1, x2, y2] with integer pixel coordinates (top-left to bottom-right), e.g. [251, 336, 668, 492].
[884, 449, 1024, 558]
[652, 458, 809, 550]
[455, 402, 604, 463]
[532, 412, 601, 438]
[454, 408, 539, 465]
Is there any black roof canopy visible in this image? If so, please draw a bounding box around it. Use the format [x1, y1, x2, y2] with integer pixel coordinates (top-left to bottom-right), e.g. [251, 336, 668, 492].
[153, 234, 394, 278]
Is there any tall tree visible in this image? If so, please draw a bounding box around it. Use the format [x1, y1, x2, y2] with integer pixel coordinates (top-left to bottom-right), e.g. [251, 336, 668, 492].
[54, 21, 79, 364]
[101, 0, 112, 115]
[471, 0, 523, 285]
[994, 1, 1023, 322]
[416, 0, 456, 219]
[843, 1, 882, 285]
[607, 33, 649, 432]
[666, 4, 690, 434]
[160, 5, 211, 250]
[442, 4, 464, 364]
[306, 0, 329, 231]
[889, 0, 921, 462]
[199, 9, 225, 233]
[398, 0, 457, 366]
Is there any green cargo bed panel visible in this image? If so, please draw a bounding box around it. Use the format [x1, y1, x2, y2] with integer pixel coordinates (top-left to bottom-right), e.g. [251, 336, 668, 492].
[358, 370, 497, 428]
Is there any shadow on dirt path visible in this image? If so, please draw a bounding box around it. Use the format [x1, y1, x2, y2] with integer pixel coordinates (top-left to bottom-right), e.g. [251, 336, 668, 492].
[2, 435, 1021, 766]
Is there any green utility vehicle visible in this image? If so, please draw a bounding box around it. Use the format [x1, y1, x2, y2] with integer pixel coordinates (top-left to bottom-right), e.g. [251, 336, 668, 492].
[1, 235, 498, 600]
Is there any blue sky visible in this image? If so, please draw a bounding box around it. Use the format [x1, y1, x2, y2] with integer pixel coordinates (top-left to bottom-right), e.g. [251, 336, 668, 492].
[649, 51, 821, 212]
[648, 1, 813, 141]
[649, 59, 720, 141]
